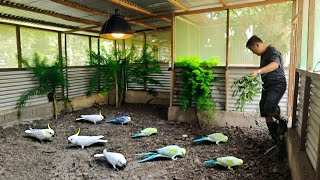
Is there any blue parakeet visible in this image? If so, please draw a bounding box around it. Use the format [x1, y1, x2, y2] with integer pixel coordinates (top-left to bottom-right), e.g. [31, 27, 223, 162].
[193, 133, 228, 144]
[131, 128, 157, 138]
[105, 116, 131, 124]
[136, 145, 186, 163]
[205, 156, 243, 170]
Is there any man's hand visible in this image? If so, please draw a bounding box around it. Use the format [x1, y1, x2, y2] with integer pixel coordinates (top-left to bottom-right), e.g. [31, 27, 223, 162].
[252, 69, 259, 78]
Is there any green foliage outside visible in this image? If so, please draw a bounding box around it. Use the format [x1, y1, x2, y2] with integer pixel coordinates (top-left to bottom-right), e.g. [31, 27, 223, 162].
[128, 45, 162, 96]
[87, 44, 162, 107]
[16, 53, 71, 119]
[175, 56, 220, 112]
[231, 74, 263, 111]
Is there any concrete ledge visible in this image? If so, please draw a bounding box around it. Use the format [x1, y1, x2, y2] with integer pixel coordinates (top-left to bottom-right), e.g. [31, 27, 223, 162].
[125, 90, 169, 105]
[0, 93, 108, 128]
[168, 106, 258, 128]
[287, 128, 315, 180]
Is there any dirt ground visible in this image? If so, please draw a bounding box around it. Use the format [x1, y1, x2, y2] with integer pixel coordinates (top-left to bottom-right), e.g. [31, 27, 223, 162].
[0, 104, 291, 180]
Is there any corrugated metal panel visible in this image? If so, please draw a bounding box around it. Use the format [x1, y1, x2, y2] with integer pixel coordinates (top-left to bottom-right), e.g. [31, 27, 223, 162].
[305, 78, 320, 171]
[0, 70, 48, 111]
[228, 68, 289, 112]
[127, 65, 171, 92]
[67, 67, 96, 98]
[173, 67, 225, 110]
[296, 74, 305, 137]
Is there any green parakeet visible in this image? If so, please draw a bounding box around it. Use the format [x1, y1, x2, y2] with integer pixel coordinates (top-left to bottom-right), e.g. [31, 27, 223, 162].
[131, 128, 157, 138]
[205, 156, 243, 169]
[193, 133, 228, 144]
[136, 145, 186, 163]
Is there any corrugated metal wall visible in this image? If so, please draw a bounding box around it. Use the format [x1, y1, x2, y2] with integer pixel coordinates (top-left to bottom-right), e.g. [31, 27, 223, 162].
[67, 67, 96, 98]
[228, 69, 289, 112]
[0, 70, 48, 111]
[305, 78, 320, 170]
[127, 64, 171, 92]
[296, 74, 305, 138]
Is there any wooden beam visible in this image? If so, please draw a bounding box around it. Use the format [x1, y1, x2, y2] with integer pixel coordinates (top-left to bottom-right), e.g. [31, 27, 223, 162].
[169, 15, 175, 107]
[295, 0, 303, 68]
[287, 0, 298, 118]
[0, 13, 79, 30]
[51, 0, 156, 30]
[292, 71, 299, 127]
[0, 1, 101, 25]
[300, 75, 311, 151]
[64, 25, 100, 33]
[168, 0, 208, 23]
[219, 0, 228, 7]
[175, 0, 292, 16]
[108, 0, 171, 22]
[225, 9, 230, 111]
[16, 26, 22, 68]
[307, 0, 315, 71]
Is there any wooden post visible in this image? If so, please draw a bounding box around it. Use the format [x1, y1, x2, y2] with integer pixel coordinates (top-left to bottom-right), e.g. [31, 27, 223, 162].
[316, 124, 320, 180]
[300, 75, 311, 151]
[295, 0, 303, 69]
[64, 33, 69, 98]
[169, 14, 175, 107]
[16, 26, 22, 68]
[287, 0, 298, 117]
[307, 0, 315, 72]
[292, 71, 300, 127]
[225, 9, 230, 111]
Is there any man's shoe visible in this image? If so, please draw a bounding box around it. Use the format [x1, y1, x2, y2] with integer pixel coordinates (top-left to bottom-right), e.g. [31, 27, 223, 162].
[277, 117, 288, 135]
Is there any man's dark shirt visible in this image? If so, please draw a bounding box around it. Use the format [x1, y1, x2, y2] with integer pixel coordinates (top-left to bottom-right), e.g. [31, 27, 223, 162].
[260, 45, 286, 89]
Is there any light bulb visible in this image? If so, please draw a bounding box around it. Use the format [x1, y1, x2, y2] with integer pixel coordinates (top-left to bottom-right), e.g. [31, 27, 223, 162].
[111, 33, 125, 38]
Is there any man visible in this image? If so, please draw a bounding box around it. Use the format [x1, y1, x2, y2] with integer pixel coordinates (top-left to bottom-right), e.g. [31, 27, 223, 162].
[246, 35, 287, 145]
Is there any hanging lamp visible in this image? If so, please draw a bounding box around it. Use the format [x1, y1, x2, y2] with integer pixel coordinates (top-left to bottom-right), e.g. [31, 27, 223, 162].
[100, 9, 133, 40]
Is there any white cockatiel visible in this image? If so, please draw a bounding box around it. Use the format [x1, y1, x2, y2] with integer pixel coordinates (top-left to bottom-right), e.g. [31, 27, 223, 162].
[67, 128, 108, 148]
[94, 149, 127, 170]
[75, 110, 104, 124]
[25, 123, 55, 143]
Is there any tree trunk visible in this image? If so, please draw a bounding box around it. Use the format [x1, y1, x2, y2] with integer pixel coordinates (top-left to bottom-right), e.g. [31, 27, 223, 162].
[52, 90, 58, 119]
[115, 72, 119, 108]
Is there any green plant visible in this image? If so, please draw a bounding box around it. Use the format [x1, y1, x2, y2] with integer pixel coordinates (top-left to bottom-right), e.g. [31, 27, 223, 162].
[175, 56, 220, 111]
[128, 45, 162, 96]
[88, 47, 134, 108]
[231, 74, 263, 111]
[16, 53, 71, 119]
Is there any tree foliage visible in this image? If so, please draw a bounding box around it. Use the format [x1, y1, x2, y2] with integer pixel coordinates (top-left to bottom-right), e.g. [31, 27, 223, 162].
[16, 53, 70, 118]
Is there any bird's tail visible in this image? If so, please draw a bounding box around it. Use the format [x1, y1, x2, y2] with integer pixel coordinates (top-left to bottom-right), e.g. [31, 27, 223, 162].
[138, 154, 161, 163]
[135, 152, 156, 156]
[75, 118, 85, 121]
[131, 133, 142, 138]
[94, 154, 104, 158]
[25, 130, 32, 134]
[193, 137, 207, 142]
[105, 119, 116, 123]
[204, 159, 217, 165]
[96, 139, 108, 143]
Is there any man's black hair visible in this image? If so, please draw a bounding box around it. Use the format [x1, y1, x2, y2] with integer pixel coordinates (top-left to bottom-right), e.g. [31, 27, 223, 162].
[246, 35, 263, 48]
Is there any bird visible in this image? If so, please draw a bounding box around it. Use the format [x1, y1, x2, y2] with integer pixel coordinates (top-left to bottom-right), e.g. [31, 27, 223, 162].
[67, 128, 108, 148]
[75, 110, 104, 124]
[94, 149, 127, 170]
[25, 123, 55, 143]
[193, 133, 228, 144]
[131, 127, 157, 138]
[105, 115, 131, 125]
[205, 156, 243, 170]
[136, 145, 186, 163]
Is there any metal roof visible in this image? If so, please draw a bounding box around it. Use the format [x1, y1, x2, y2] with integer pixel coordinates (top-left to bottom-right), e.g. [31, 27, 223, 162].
[0, 0, 292, 35]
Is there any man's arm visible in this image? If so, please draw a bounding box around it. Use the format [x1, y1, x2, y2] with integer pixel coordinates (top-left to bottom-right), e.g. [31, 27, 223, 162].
[252, 62, 279, 78]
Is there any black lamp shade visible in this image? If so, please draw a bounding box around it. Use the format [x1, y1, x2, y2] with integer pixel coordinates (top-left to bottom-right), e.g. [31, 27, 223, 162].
[100, 9, 133, 40]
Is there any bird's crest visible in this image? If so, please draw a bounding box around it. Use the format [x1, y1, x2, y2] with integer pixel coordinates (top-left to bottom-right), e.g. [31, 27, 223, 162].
[75, 128, 80, 136]
[48, 123, 52, 130]
[99, 110, 102, 115]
